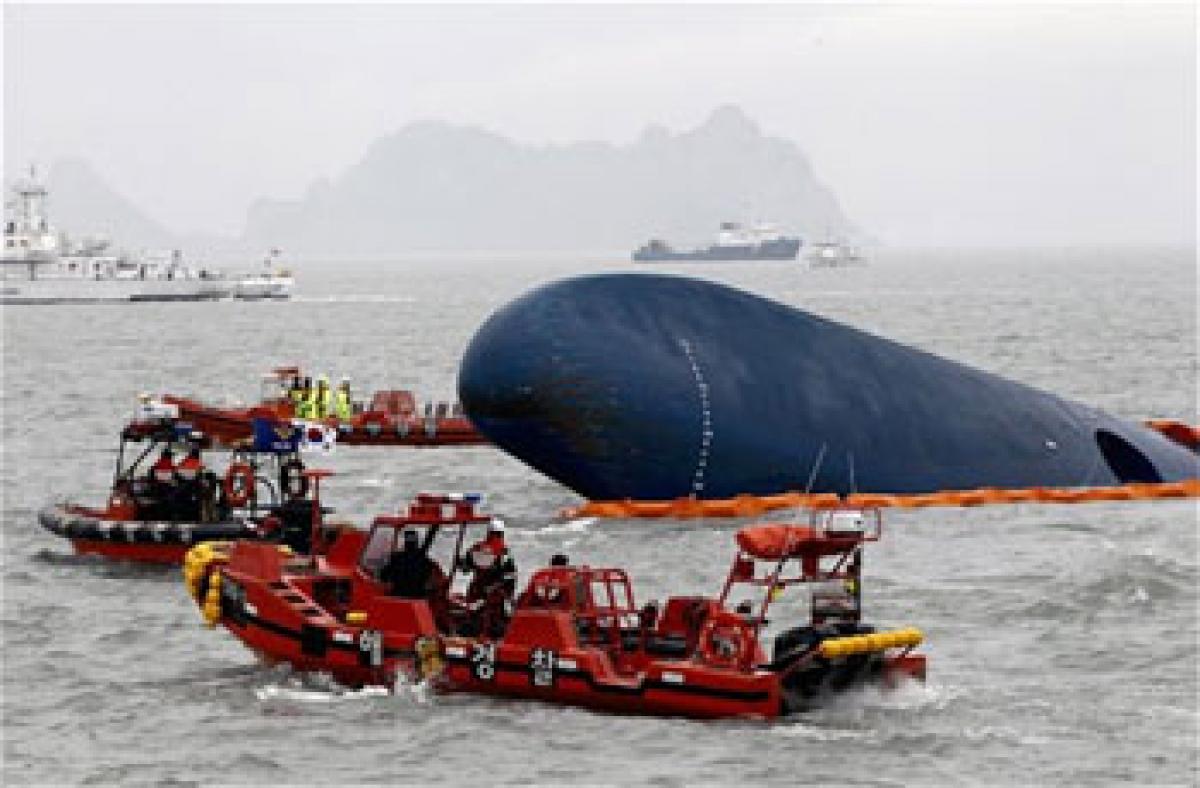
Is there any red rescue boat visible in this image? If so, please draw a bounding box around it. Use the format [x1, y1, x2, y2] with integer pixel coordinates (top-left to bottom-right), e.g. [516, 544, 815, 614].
[187, 496, 925, 719]
[40, 419, 347, 564]
[141, 366, 486, 448]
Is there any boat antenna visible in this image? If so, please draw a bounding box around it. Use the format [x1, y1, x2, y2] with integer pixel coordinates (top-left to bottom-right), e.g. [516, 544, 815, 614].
[847, 451, 857, 498]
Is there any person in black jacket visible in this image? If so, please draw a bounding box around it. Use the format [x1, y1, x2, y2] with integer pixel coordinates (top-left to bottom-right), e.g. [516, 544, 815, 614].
[380, 528, 443, 599]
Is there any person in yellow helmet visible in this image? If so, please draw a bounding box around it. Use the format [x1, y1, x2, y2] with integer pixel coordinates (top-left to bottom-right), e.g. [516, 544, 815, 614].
[294, 376, 314, 419]
[287, 374, 305, 409]
[333, 376, 354, 421]
[311, 375, 332, 419]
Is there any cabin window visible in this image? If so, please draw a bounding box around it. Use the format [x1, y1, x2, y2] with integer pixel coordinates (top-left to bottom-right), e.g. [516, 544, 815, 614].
[591, 579, 615, 611]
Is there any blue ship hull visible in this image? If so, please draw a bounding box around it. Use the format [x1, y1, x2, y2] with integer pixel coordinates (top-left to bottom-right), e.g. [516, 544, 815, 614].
[458, 274, 1198, 501]
[633, 238, 801, 262]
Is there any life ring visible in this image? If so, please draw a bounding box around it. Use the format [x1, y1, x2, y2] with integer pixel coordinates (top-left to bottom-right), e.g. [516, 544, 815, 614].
[223, 463, 255, 508]
[279, 458, 308, 500]
[698, 612, 755, 671]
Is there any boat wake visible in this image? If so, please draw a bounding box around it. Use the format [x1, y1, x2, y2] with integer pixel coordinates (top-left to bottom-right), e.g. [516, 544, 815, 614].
[773, 680, 957, 741]
[253, 670, 436, 706]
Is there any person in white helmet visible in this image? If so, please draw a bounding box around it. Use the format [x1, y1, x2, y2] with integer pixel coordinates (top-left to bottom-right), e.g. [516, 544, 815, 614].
[464, 519, 518, 636]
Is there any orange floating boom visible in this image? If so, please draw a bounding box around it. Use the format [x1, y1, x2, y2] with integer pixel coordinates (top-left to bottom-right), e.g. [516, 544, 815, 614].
[567, 479, 1200, 519]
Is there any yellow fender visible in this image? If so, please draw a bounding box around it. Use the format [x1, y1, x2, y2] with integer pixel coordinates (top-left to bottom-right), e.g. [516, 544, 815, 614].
[818, 627, 923, 659]
[202, 572, 222, 627]
[183, 541, 232, 622]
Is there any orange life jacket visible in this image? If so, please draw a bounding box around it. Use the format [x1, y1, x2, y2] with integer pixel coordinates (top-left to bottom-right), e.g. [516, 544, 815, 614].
[152, 456, 176, 483]
[176, 455, 203, 481]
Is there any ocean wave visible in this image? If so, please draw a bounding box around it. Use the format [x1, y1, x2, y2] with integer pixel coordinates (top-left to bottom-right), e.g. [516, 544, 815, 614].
[1019, 548, 1197, 619]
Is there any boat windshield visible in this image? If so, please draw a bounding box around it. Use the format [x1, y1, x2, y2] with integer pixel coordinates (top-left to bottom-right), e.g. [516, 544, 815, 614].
[357, 520, 485, 584]
[359, 526, 397, 577]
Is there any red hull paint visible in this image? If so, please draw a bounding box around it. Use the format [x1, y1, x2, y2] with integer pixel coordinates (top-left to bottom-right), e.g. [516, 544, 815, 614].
[72, 540, 189, 564]
[157, 396, 488, 448]
[212, 583, 925, 720]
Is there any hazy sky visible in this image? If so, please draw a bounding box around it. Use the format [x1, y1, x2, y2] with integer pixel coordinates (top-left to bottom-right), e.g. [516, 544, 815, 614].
[4, 3, 1195, 246]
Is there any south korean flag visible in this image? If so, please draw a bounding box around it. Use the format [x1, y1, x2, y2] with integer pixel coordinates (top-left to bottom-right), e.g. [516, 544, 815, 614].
[296, 421, 338, 454]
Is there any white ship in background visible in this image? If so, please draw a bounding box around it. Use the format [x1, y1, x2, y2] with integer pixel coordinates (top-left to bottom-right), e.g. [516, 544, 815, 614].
[2, 170, 228, 304]
[2, 169, 295, 304]
[232, 248, 294, 300]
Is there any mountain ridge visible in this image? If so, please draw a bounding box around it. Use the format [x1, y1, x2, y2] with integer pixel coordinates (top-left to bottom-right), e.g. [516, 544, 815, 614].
[243, 105, 854, 255]
[16, 106, 857, 259]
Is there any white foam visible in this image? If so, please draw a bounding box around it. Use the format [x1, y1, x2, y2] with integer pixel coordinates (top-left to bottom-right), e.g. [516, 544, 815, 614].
[536, 517, 597, 535]
[254, 674, 391, 704]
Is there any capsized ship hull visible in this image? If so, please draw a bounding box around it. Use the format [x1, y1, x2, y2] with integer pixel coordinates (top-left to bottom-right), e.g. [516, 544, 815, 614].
[458, 273, 1198, 501]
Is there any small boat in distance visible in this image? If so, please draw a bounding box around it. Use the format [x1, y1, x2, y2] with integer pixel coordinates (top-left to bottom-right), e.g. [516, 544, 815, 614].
[633, 222, 801, 262]
[233, 248, 295, 301]
[807, 237, 865, 267]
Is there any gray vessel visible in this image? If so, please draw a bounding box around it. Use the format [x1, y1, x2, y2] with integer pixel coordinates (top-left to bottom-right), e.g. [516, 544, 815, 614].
[633, 221, 801, 262]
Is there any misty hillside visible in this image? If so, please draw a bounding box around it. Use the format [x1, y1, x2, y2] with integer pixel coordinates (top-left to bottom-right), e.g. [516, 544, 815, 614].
[42, 158, 181, 250]
[13, 107, 855, 257]
[242, 106, 854, 255]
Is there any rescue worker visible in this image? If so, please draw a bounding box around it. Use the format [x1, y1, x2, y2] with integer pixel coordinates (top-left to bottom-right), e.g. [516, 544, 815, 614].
[464, 519, 518, 636]
[380, 528, 444, 600]
[295, 377, 316, 419]
[309, 375, 332, 420]
[174, 440, 205, 521]
[333, 376, 354, 421]
[287, 374, 305, 410]
[146, 446, 177, 519]
[175, 443, 203, 482]
[535, 553, 570, 605]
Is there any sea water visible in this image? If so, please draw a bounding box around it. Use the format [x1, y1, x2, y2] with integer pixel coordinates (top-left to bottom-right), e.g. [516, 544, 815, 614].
[2, 247, 1196, 785]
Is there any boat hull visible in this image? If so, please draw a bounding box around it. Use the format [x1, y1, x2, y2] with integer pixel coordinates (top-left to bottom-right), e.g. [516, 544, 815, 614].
[209, 565, 923, 719]
[233, 276, 293, 301]
[458, 273, 1199, 500]
[39, 504, 258, 565]
[157, 396, 488, 448]
[0, 277, 229, 304]
[633, 238, 801, 262]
